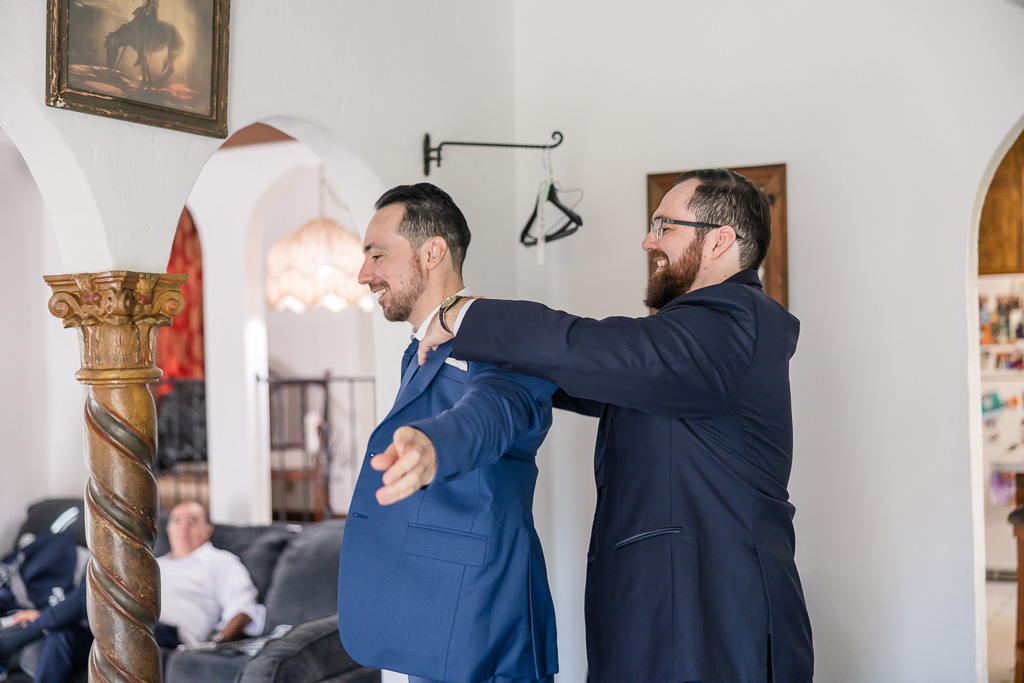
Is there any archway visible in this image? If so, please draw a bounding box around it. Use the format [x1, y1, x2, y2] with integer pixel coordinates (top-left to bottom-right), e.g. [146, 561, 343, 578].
[0, 71, 108, 270]
[971, 115, 1024, 683]
[153, 207, 210, 510]
[0, 124, 86, 549]
[184, 119, 388, 525]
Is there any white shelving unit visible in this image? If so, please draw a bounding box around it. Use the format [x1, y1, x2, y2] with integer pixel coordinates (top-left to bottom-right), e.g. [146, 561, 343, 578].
[980, 275, 1024, 573]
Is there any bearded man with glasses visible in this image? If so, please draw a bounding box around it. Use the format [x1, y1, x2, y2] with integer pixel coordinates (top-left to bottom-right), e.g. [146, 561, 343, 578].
[402, 168, 813, 683]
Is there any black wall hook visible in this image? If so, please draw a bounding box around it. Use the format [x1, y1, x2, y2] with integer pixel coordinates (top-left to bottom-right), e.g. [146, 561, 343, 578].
[423, 131, 564, 176]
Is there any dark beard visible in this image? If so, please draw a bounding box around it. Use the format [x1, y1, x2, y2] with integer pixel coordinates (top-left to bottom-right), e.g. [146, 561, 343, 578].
[643, 233, 705, 310]
[381, 260, 427, 322]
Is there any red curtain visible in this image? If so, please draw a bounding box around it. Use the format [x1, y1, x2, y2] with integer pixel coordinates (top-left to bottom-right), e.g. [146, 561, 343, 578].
[156, 208, 205, 380]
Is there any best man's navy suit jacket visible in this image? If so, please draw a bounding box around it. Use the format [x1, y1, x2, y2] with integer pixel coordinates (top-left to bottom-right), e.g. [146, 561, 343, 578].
[453, 271, 814, 683]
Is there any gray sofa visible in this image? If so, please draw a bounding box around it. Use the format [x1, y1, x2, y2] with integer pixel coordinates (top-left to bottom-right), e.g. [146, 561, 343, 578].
[4, 498, 379, 683]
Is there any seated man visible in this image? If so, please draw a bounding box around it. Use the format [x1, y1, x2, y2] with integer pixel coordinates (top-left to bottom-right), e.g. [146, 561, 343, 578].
[156, 500, 266, 646]
[0, 500, 265, 680]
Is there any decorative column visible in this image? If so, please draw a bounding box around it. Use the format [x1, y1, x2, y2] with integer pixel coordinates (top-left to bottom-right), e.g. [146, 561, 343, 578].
[45, 271, 185, 683]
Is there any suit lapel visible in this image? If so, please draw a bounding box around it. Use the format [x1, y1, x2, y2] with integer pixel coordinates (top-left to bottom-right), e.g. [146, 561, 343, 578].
[381, 340, 454, 424]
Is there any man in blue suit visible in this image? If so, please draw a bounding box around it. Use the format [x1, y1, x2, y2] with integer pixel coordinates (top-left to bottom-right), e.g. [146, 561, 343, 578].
[412, 170, 814, 682]
[337, 183, 558, 683]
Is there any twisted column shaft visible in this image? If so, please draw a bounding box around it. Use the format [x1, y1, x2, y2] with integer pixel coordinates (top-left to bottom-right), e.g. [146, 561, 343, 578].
[46, 272, 185, 683]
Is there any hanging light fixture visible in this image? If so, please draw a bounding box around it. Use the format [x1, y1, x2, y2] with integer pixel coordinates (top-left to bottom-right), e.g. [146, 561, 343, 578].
[265, 166, 373, 313]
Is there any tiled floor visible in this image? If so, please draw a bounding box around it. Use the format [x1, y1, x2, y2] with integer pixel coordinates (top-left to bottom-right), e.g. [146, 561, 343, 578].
[989, 580, 1016, 683]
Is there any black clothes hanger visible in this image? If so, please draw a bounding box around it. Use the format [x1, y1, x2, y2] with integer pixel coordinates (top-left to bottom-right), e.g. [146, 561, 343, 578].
[520, 184, 583, 246]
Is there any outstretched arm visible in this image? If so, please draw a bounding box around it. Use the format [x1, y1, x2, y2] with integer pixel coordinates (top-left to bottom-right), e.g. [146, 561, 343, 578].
[419, 302, 603, 418]
[448, 295, 765, 418]
[374, 366, 554, 505]
[419, 292, 764, 417]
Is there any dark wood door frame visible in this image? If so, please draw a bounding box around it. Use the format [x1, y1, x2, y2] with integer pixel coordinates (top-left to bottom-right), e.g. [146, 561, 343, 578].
[646, 164, 789, 308]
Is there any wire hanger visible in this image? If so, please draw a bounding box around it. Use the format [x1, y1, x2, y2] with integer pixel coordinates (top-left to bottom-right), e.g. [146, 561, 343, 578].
[520, 149, 583, 247]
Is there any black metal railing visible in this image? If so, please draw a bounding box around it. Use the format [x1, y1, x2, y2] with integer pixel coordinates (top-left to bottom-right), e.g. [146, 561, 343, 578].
[259, 374, 376, 522]
[151, 374, 376, 521]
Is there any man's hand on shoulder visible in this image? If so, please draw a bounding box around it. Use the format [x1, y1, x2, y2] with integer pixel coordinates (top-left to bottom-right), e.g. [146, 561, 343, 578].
[417, 296, 479, 365]
[372, 426, 438, 505]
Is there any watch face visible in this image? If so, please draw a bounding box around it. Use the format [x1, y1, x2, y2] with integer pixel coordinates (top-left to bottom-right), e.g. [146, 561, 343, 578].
[441, 294, 458, 308]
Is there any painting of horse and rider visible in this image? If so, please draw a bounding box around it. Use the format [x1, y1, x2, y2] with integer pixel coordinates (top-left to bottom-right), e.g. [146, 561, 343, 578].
[47, 0, 229, 137]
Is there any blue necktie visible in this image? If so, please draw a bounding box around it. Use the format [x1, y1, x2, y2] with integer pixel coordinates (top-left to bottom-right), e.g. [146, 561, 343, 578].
[401, 338, 419, 377]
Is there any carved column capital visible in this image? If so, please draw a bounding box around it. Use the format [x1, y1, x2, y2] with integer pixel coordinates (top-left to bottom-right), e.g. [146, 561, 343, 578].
[45, 271, 186, 384]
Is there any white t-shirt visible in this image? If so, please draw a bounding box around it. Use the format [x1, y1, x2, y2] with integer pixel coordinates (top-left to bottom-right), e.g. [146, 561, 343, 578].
[156, 542, 266, 644]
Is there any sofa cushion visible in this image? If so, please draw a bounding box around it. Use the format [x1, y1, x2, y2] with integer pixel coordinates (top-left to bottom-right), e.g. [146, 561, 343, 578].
[262, 520, 345, 632]
[210, 524, 281, 559]
[12, 632, 89, 683]
[238, 529, 292, 604]
[164, 647, 248, 682]
[237, 615, 377, 683]
[18, 499, 87, 548]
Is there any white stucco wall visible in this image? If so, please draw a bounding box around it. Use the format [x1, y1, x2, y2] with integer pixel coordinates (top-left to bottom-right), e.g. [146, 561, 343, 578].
[0, 130, 88, 553]
[510, 1, 1024, 681]
[0, 133, 54, 549]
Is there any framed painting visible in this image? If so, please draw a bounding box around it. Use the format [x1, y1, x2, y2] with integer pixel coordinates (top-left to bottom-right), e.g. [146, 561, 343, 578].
[647, 164, 789, 308]
[46, 0, 230, 138]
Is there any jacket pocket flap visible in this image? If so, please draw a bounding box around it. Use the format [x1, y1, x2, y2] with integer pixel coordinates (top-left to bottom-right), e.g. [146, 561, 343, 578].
[404, 524, 487, 567]
[614, 526, 685, 549]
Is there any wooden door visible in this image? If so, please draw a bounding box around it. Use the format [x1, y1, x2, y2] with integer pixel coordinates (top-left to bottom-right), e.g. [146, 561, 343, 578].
[647, 164, 788, 308]
[979, 132, 1024, 275]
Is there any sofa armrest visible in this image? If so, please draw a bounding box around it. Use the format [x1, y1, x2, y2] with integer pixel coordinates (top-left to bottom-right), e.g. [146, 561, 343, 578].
[237, 615, 380, 683]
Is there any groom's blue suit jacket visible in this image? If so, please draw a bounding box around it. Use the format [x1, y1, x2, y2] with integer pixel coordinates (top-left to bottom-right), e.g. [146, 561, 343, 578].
[337, 340, 557, 683]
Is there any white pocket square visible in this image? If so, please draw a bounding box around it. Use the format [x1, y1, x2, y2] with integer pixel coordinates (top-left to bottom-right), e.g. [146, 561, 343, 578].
[444, 357, 468, 371]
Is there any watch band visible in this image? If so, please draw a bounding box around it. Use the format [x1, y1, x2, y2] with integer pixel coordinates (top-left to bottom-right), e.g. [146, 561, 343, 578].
[438, 295, 462, 334]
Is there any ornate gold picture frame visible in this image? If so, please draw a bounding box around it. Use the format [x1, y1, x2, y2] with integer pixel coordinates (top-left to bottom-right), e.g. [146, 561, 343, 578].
[46, 0, 230, 138]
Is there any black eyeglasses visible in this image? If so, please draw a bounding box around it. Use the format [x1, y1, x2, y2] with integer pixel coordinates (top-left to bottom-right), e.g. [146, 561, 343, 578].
[649, 217, 744, 242]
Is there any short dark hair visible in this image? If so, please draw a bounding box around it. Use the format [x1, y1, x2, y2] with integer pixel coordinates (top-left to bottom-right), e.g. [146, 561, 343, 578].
[674, 169, 771, 270]
[374, 183, 471, 275]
